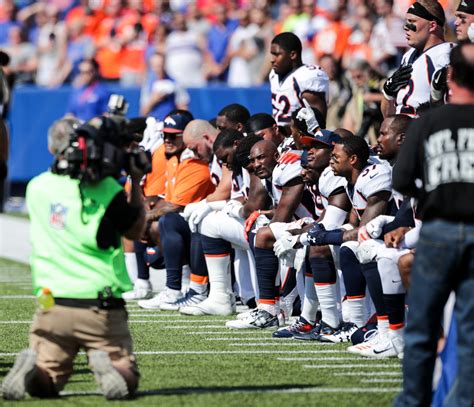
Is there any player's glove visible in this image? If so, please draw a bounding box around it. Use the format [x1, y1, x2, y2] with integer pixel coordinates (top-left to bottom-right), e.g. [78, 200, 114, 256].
[244, 211, 270, 240]
[183, 200, 207, 221]
[364, 215, 396, 239]
[430, 66, 448, 102]
[383, 64, 413, 99]
[356, 239, 383, 264]
[274, 232, 299, 258]
[296, 98, 319, 134]
[221, 200, 243, 220]
[469, 23, 474, 43]
[307, 223, 344, 246]
[188, 202, 212, 232]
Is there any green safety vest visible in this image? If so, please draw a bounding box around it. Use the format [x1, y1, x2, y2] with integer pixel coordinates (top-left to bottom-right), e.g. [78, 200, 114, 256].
[26, 172, 132, 299]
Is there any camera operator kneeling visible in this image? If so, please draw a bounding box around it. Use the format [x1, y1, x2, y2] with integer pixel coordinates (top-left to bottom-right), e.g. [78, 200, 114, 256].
[2, 117, 146, 401]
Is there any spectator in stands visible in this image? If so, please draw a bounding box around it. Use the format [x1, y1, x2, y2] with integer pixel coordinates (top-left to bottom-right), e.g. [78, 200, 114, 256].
[66, 58, 110, 121]
[227, 9, 259, 87]
[35, 31, 66, 87]
[0, 0, 18, 46]
[165, 12, 207, 87]
[248, 6, 274, 84]
[369, 0, 405, 74]
[119, 23, 147, 87]
[140, 52, 179, 120]
[2, 25, 36, 84]
[206, 4, 238, 82]
[343, 59, 384, 144]
[454, 0, 474, 42]
[319, 54, 352, 130]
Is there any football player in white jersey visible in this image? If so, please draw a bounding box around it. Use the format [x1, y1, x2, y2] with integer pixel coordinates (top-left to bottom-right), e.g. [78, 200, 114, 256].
[269, 32, 329, 129]
[297, 137, 393, 344]
[181, 129, 255, 316]
[382, 0, 454, 116]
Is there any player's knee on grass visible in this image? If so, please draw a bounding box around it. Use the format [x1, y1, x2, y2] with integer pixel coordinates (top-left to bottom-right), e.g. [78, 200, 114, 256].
[255, 226, 275, 250]
[398, 252, 413, 290]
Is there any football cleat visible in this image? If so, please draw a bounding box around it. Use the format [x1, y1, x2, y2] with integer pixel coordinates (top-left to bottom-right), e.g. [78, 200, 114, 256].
[347, 330, 380, 355]
[180, 293, 236, 316]
[236, 308, 258, 320]
[89, 350, 129, 400]
[292, 322, 323, 341]
[160, 289, 207, 311]
[359, 334, 398, 358]
[122, 279, 153, 301]
[390, 332, 405, 360]
[2, 349, 37, 400]
[319, 322, 358, 343]
[313, 321, 342, 343]
[137, 288, 183, 310]
[272, 316, 315, 338]
[225, 309, 279, 330]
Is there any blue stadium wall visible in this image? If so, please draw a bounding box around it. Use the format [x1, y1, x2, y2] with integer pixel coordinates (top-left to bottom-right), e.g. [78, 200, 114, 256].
[7, 85, 271, 182]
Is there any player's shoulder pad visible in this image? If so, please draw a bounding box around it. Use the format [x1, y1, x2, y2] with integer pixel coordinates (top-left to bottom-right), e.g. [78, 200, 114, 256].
[319, 166, 347, 197]
[356, 163, 392, 198]
[272, 160, 302, 187]
[294, 65, 329, 94]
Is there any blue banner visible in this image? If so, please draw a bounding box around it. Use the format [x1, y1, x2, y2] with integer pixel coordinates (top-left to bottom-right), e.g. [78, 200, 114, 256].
[7, 85, 271, 181]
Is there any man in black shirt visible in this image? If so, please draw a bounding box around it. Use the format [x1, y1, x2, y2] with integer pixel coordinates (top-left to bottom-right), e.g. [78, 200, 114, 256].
[393, 42, 474, 407]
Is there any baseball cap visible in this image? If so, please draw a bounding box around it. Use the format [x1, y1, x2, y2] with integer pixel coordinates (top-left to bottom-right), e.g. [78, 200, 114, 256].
[457, 0, 474, 14]
[300, 129, 341, 148]
[162, 113, 192, 134]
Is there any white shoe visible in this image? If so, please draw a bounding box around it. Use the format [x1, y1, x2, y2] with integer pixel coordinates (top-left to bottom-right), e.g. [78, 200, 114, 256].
[122, 279, 153, 301]
[236, 308, 257, 320]
[180, 293, 236, 316]
[347, 330, 380, 355]
[225, 308, 279, 330]
[160, 289, 207, 311]
[137, 289, 183, 310]
[390, 331, 405, 360]
[359, 334, 398, 358]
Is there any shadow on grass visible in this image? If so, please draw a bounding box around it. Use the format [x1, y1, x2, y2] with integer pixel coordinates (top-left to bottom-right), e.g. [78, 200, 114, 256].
[60, 384, 322, 398]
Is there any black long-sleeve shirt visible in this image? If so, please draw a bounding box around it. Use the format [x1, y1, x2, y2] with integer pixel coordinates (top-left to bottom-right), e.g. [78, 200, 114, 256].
[393, 104, 474, 222]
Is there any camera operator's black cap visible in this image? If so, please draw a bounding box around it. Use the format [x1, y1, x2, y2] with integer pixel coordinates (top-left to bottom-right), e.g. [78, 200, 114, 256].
[163, 113, 192, 134]
[457, 0, 474, 14]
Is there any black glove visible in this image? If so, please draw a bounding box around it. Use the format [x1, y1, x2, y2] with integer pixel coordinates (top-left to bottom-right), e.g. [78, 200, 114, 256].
[383, 64, 413, 99]
[430, 66, 448, 102]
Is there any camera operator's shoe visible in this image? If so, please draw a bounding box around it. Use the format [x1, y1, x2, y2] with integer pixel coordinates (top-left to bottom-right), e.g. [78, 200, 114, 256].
[160, 289, 207, 311]
[122, 279, 153, 301]
[137, 288, 183, 310]
[225, 308, 279, 330]
[180, 293, 236, 316]
[89, 350, 129, 400]
[2, 349, 37, 400]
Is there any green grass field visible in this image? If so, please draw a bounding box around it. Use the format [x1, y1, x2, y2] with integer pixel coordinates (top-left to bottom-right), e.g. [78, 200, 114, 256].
[0, 257, 401, 406]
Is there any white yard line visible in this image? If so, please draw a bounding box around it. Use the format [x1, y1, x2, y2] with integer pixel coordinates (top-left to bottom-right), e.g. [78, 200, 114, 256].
[229, 342, 331, 347]
[361, 379, 402, 383]
[192, 331, 270, 335]
[277, 357, 387, 361]
[0, 350, 369, 357]
[333, 372, 402, 376]
[0, 295, 35, 299]
[206, 337, 287, 341]
[128, 318, 229, 322]
[303, 364, 401, 369]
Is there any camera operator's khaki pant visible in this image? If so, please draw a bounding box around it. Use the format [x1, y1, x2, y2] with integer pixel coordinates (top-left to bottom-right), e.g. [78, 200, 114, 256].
[29, 305, 138, 391]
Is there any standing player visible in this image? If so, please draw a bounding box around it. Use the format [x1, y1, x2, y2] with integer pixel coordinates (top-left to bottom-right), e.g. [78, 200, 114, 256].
[381, 0, 454, 116]
[270, 32, 329, 130]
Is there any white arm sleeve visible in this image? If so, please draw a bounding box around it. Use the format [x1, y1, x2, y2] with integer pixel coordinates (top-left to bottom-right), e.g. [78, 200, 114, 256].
[319, 206, 348, 230]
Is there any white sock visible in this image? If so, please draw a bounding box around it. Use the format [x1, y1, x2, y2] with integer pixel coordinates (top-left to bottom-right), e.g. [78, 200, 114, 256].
[316, 283, 340, 328]
[377, 317, 389, 338]
[204, 254, 233, 296]
[259, 302, 279, 316]
[189, 279, 208, 295]
[124, 253, 138, 283]
[347, 297, 367, 327]
[301, 276, 319, 324]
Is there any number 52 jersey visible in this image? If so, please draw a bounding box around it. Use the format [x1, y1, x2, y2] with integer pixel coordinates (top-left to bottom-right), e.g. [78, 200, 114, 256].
[270, 65, 329, 126]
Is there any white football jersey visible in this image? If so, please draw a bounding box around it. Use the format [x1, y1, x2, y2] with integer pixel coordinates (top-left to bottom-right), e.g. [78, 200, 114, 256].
[269, 65, 329, 126]
[345, 163, 392, 218]
[210, 155, 222, 186]
[231, 168, 251, 200]
[395, 42, 454, 115]
[263, 160, 314, 219]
